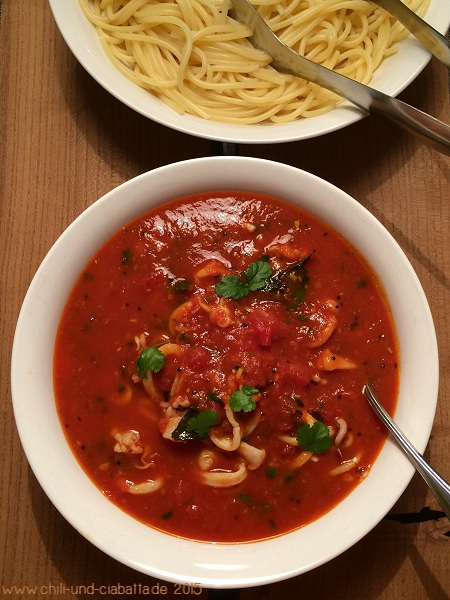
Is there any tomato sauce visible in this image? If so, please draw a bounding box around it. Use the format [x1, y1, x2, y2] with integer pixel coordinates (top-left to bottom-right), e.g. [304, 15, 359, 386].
[54, 191, 399, 543]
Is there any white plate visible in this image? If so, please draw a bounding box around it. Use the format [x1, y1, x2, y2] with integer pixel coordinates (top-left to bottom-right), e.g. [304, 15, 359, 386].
[48, 0, 450, 144]
[11, 157, 439, 588]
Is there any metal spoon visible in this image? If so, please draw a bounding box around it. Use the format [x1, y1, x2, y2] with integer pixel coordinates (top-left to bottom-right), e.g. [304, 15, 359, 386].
[363, 384, 450, 521]
[370, 0, 450, 69]
[229, 0, 450, 156]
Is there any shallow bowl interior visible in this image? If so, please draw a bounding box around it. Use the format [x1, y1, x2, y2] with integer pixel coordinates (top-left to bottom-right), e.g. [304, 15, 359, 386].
[48, 0, 450, 144]
[11, 156, 438, 588]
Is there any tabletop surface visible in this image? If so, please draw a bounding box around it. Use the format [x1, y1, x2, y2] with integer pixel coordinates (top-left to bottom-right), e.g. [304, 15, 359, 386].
[1, 2, 449, 599]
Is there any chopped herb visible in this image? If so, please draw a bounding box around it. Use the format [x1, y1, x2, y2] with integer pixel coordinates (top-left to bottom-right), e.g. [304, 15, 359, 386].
[137, 346, 165, 378]
[295, 286, 307, 303]
[172, 408, 219, 441]
[161, 511, 172, 520]
[215, 260, 272, 300]
[208, 390, 224, 405]
[122, 249, 132, 264]
[357, 279, 368, 289]
[350, 316, 359, 330]
[237, 493, 272, 512]
[298, 314, 309, 321]
[169, 278, 192, 292]
[83, 271, 93, 280]
[265, 467, 278, 479]
[296, 421, 332, 454]
[229, 385, 258, 412]
[238, 493, 253, 506]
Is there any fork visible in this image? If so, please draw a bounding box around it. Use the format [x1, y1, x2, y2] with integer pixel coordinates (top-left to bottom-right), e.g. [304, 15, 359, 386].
[229, 0, 450, 156]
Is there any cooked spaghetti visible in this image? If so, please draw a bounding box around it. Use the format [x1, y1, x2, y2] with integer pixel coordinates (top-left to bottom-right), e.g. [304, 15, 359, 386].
[79, 0, 430, 124]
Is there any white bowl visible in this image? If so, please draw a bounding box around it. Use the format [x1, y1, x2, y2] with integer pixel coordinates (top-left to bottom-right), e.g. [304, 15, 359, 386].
[48, 0, 450, 144]
[12, 157, 438, 587]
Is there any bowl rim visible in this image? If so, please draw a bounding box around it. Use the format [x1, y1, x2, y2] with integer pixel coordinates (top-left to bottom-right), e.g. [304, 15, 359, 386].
[47, 0, 450, 144]
[11, 156, 439, 587]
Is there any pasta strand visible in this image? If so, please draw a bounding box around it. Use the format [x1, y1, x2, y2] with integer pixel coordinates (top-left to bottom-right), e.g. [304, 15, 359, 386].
[80, 0, 431, 124]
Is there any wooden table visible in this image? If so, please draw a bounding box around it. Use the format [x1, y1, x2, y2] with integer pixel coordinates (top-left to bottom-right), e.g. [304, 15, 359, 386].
[1, 2, 449, 599]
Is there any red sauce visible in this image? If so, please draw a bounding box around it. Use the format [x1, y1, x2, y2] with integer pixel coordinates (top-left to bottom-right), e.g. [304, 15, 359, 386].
[54, 191, 399, 543]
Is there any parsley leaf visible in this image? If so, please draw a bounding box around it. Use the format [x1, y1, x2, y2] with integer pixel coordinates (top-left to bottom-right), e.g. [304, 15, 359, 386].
[244, 260, 272, 291]
[186, 409, 220, 437]
[172, 408, 219, 441]
[215, 260, 272, 300]
[229, 385, 258, 412]
[137, 346, 165, 378]
[296, 421, 332, 454]
[215, 275, 248, 300]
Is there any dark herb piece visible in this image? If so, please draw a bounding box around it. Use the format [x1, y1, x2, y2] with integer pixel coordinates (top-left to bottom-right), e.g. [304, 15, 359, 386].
[237, 493, 272, 512]
[265, 252, 314, 293]
[265, 467, 278, 478]
[122, 249, 132, 264]
[171, 408, 219, 441]
[208, 390, 224, 405]
[169, 277, 192, 292]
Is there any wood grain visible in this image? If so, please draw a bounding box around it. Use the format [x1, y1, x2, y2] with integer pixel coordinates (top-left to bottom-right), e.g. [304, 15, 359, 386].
[0, 1, 449, 599]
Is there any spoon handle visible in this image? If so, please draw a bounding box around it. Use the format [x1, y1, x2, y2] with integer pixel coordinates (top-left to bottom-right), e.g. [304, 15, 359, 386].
[230, 0, 450, 156]
[371, 0, 450, 69]
[271, 48, 450, 157]
[363, 385, 450, 521]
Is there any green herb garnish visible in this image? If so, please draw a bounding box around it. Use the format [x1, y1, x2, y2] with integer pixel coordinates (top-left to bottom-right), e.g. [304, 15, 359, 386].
[137, 346, 165, 378]
[295, 286, 307, 303]
[229, 385, 258, 412]
[186, 409, 220, 437]
[238, 493, 253, 506]
[296, 421, 332, 454]
[169, 278, 192, 292]
[172, 408, 219, 441]
[208, 390, 224, 405]
[215, 260, 272, 300]
[265, 467, 278, 478]
[237, 493, 272, 512]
